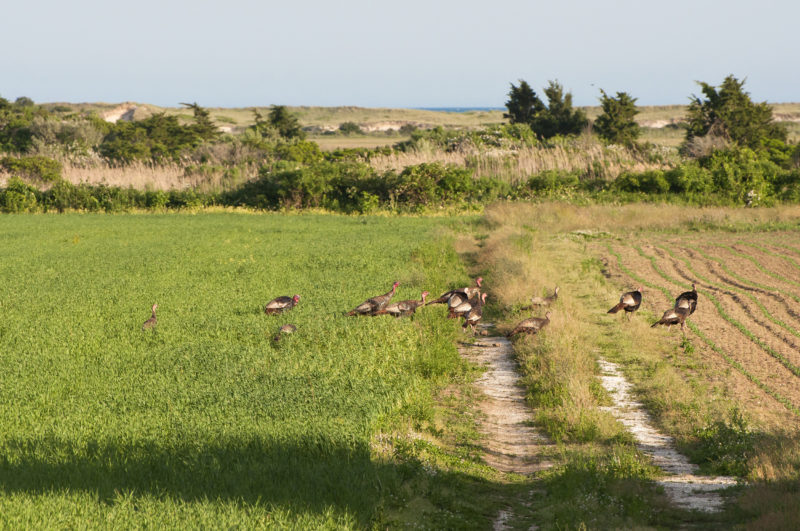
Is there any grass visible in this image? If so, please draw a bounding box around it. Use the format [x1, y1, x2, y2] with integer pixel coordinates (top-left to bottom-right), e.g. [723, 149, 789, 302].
[0, 212, 513, 528]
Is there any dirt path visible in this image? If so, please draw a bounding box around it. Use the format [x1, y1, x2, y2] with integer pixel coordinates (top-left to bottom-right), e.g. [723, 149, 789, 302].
[459, 330, 552, 474]
[597, 358, 738, 512]
[458, 327, 551, 529]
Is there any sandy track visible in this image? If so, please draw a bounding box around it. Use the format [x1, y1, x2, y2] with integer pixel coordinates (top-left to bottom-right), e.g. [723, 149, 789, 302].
[458, 331, 552, 475]
[598, 358, 737, 512]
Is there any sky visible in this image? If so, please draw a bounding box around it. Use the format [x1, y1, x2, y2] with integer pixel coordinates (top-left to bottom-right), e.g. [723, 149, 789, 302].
[2, 0, 798, 109]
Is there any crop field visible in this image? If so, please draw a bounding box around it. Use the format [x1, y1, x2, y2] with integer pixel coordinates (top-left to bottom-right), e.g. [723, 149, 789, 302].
[598, 231, 800, 427]
[0, 212, 493, 528]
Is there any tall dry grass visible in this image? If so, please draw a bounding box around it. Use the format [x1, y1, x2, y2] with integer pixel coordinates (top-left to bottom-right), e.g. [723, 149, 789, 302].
[483, 202, 800, 234]
[370, 136, 675, 184]
[58, 160, 260, 192]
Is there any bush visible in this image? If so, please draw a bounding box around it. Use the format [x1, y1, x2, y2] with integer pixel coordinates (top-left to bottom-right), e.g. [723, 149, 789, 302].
[613, 170, 670, 194]
[526, 170, 581, 194]
[0, 177, 39, 212]
[338, 122, 363, 135]
[0, 155, 62, 182]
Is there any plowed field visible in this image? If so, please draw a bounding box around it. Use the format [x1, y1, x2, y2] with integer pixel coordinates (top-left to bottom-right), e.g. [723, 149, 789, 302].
[594, 230, 800, 429]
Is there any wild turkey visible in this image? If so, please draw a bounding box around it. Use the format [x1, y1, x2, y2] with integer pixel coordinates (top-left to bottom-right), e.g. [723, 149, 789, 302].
[265, 294, 300, 315]
[525, 286, 559, 308]
[273, 323, 297, 342]
[607, 287, 643, 320]
[427, 277, 483, 311]
[347, 281, 400, 316]
[674, 283, 698, 315]
[507, 311, 551, 337]
[462, 292, 487, 334]
[449, 289, 482, 320]
[651, 306, 689, 331]
[374, 291, 429, 317]
[141, 303, 158, 330]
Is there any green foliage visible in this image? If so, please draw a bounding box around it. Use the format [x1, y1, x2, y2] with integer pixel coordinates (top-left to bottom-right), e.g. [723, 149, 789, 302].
[14, 96, 35, 108]
[684, 74, 787, 153]
[504, 79, 588, 139]
[268, 105, 306, 140]
[532, 80, 589, 139]
[0, 176, 39, 212]
[692, 409, 755, 476]
[0, 155, 62, 182]
[338, 121, 363, 135]
[504, 80, 545, 125]
[99, 113, 199, 162]
[526, 169, 581, 193]
[0, 96, 51, 153]
[275, 140, 324, 164]
[180, 102, 221, 141]
[614, 170, 670, 194]
[594, 90, 641, 146]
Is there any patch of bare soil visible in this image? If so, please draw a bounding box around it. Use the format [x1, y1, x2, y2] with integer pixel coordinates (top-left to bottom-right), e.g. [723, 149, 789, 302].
[606, 242, 800, 425]
[101, 103, 137, 123]
[652, 245, 800, 370]
[598, 358, 738, 512]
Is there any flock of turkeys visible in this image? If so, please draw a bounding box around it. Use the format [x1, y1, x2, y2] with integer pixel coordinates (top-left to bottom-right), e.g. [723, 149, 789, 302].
[140, 280, 698, 340]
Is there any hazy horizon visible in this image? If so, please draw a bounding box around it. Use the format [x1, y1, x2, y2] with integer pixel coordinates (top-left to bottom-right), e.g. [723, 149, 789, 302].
[2, 0, 799, 109]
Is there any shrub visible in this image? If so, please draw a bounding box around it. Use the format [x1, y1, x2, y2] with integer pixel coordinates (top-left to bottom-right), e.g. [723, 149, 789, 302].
[0, 177, 39, 212]
[526, 170, 581, 193]
[0, 155, 62, 182]
[613, 170, 670, 194]
[664, 164, 714, 196]
[338, 122, 363, 135]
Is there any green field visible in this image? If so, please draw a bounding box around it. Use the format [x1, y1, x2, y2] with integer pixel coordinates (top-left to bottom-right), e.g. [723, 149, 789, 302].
[0, 213, 498, 528]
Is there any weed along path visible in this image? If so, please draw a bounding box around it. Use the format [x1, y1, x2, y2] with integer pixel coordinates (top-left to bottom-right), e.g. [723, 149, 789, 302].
[459, 328, 552, 474]
[597, 358, 738, 512]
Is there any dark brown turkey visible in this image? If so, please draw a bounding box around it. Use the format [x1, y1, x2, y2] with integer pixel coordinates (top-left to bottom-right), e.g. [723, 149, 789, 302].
[525, 286, 559, 308]
[273, 323, 297, 342]
[651, 306, 689, 331]
[427, 277, 483, 313]
[347, 281, 400, 316]
[507, 311, 551, 337]
[462, 292, 487, 334]
[141, 303, 158, 331]
[449, 289, 482, 320]
[374, 291, 429, 317]
[607, 287, 643, 320]
[674, 283, 698, 315]
[265, 294, 301, 315]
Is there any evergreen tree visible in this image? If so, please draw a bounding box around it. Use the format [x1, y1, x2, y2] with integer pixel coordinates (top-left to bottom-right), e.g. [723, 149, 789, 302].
[504, 80, 587, 139]
[268, 105, 305, 140]
[180, 102, 220, 141]
[504, 80, 545, 125]
[530, 80, 588, 139]
[594, 90, 640, 145]
[685, 75, 786, 151]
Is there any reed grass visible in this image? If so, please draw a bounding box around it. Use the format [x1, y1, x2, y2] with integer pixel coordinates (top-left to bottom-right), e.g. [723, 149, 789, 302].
[369, 136, 675, 185]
